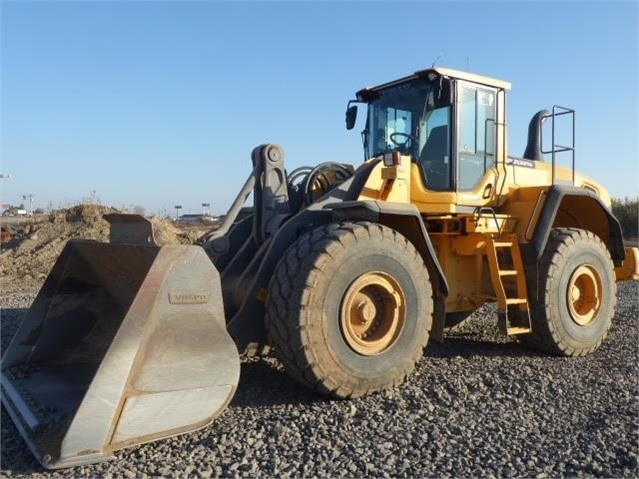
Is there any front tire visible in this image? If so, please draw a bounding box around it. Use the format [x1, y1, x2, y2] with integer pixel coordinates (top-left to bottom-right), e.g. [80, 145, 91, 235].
[266, 221, 433, 398]
[521, 228, 616, 356]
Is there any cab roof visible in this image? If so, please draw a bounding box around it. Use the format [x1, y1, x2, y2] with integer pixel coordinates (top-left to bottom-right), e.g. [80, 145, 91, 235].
[356, 67, 511, 101]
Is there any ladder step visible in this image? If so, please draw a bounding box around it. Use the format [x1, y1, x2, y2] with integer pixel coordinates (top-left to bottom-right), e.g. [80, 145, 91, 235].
[499, 270, 518, 276]
[507, 326, 532, 335]
[505, 298, 527, 305]
[492, 241, 513, 248]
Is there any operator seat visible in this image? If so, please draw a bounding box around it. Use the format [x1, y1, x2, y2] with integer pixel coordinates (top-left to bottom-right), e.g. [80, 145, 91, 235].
[418, 126, 449, 189]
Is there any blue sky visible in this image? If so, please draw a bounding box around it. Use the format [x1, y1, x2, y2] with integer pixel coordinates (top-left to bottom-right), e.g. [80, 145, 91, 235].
[1, 1, 637, 216]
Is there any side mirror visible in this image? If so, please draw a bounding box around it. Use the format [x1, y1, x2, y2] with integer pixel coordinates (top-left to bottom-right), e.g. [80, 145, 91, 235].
[345, 104, 358, 130]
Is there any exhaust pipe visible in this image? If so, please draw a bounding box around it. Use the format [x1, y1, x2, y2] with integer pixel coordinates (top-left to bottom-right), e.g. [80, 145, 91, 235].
[523, 109, 550, 161]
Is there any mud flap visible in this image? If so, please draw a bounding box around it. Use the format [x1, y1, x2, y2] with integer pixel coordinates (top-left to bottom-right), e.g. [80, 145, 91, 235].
[1, 239, 240, 469]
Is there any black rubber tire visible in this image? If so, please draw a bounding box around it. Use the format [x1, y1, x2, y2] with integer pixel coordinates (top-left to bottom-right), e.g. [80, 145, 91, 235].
[520, 228, 616, 356]
[266, 221, 433, 398]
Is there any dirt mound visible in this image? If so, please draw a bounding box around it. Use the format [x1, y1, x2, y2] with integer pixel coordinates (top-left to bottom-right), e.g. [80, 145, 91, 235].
[50, 203, 117, 226]
[0, 204, 198, 282]
[150, 216, 202, 246]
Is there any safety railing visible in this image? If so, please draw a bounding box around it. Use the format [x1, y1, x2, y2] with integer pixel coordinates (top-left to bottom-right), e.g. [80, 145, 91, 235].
[541, 105, 575, 185]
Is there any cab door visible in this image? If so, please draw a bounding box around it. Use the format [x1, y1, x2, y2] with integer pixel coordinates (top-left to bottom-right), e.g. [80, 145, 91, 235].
[455, 81, 501, 207]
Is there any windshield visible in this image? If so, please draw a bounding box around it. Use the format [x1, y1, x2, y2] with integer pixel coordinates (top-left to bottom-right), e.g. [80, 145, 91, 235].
[364, 78, 436, 160]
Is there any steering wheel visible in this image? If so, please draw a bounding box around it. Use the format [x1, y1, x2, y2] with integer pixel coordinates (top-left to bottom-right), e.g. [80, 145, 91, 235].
[389, 132, 417, 149]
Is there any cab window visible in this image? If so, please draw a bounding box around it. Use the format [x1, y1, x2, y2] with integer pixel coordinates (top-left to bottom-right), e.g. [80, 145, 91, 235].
[417, 106, 452, 190]
[386, 108, 412, 146]
[458, 84, 496, 190]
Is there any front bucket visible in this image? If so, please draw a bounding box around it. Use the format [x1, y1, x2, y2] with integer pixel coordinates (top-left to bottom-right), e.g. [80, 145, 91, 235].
[1, 240, 240, 469]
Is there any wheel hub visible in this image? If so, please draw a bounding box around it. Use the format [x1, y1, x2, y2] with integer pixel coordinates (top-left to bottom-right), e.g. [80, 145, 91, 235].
[355, 299, 376, 324]
[340, 272, 406, 356]
[566, 264, 602, 326]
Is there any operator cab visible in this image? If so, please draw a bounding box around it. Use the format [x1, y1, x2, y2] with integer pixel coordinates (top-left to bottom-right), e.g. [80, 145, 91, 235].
[346, 68, 510, 201]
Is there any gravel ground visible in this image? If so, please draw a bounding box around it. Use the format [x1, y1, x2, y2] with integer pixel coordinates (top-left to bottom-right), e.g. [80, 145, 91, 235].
[1, 280, 637, 478]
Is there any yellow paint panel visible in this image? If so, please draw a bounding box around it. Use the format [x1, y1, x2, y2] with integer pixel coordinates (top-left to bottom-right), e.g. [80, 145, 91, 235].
[357, 156, 411, 204]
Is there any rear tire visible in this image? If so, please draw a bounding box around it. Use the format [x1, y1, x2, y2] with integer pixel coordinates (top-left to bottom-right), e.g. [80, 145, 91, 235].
[266, 221, 433, 398]
[521, 228, 616, 356]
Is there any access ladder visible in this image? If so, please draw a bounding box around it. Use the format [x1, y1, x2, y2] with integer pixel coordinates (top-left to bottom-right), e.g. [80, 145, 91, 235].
[485, 234, 532, 335]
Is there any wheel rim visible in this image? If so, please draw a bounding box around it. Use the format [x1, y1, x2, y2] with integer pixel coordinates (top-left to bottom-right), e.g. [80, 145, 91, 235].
[566, 264, 602, 326]
[340, 271, 406, 356]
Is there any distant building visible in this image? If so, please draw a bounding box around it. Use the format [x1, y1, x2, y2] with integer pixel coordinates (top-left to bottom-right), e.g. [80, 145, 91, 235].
[1, 206, 28, 216]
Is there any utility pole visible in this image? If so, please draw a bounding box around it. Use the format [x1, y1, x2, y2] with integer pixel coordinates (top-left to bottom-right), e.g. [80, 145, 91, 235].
[22, 194, 34, 215]
[0, 175, 11, 215]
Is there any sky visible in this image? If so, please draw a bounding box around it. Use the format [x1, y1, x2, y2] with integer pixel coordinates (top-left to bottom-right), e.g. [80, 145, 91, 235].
[1, 1, 637, 216]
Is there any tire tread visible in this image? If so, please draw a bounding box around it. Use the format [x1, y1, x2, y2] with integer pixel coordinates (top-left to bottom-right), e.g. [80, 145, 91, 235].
[266, 221, 432, 398]
[521, 228, 616, 356]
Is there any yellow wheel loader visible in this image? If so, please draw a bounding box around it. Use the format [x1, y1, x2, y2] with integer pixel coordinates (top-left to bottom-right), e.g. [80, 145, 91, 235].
[2, 68, 638, 469]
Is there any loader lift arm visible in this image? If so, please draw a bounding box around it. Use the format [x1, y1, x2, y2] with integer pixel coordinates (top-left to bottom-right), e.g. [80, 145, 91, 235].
[197, 145, 364, 351]
[198, 145, 449, 352]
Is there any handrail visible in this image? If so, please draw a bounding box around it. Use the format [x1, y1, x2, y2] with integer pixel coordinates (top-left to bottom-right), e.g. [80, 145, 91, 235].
[540, 105, 575, 185]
